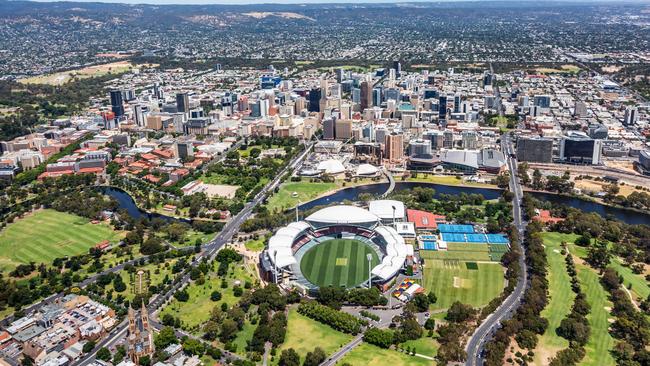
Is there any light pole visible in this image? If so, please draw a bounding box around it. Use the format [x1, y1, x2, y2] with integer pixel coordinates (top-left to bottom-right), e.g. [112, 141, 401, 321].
[366, 253, 373, 289]
[392, 205, 396, 226]
[273, 250, 278, 285]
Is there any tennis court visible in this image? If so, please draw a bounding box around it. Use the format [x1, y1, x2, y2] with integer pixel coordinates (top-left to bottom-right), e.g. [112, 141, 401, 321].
[422, 241, 437, 250]
[438, 224, 474, 233]
[442, 232, 467, 242]
[486, 234, 509, 244]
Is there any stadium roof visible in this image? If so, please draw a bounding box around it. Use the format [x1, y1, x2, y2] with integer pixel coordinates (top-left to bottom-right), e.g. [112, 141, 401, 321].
[305, 205, 379, 225]
[441, 150, 479, 169]
[371, 225, 410, 281]
[316, 159, 346, 175]
[368, 200, 406, 220]
[356, 164, 379, 176]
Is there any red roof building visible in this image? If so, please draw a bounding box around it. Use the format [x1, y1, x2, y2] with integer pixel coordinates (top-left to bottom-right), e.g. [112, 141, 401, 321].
[533, 209, 565, 224]
[406, 209, 446, 230]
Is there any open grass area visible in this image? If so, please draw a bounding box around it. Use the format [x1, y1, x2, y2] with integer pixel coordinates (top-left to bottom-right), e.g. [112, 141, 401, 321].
[339, 342, 432, 366]
[401, 335, 439, 360]
[405, 174, 496, 188]
[0, 209, 123, 272]
[274, 307, 353, 365]
[244, 236, 267, 252]
[300, 239, 379, 288]
[420, 248, 492, 262]
[609, 258, 649, 304]
[159, 260, 257, 331]
[534, 64, 581, 74]
[19, 61, 133, 85]
[534, 233, 576, 365]
[232, 319, 257, 355]
[265, 181, 337, 212]
[421, 259, 504, 310]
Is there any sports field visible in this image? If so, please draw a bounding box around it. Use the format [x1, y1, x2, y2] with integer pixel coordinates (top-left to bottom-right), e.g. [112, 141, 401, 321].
[421, 259, 504, 310]
[300, 239, 379, 288]
[0, 209, 123, 271]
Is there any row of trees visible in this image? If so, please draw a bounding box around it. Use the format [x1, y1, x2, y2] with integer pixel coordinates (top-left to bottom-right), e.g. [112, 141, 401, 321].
[315, 285, 388, 309]
[483, 219, 549, 365]
[297, 301, 364, 335]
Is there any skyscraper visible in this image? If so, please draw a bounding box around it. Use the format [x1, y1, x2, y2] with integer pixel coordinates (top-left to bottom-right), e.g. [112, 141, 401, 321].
[385, 133, 404, 162]
[624, 107, 638, 126]
[438, 95, 447, 119]
[360, 81, 372, 110]
[308, 88, 321, 112]
[176, 92, 190, 114]
[393, 60, 401, 77]
[110, 90, 125, 118]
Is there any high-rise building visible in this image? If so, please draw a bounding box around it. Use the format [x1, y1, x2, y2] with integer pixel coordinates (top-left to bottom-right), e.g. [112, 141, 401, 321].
[516, 137, 553, 163]
[408, 139, 432, 156]
[110, 90, 125, 118]
[385, 133, 404, 162]
[335, 119, 353, 140]
[360, 81, 372, 110]
[454, 94, 462, 113]
[559, 132, 602, 164]
[443, 130, 454, 149]
[624, 107, 638, 126]
[438, 95, 447, 119]
[393, 60, 401, 77]
[461, 130, 479, 150]
[534, 95, 551, 109]
[574, 101, 588, 118]
[323, 117, 335, 140]
[308, 88, 321, 112]
[176, 93, 190, 114]
[373, 87, 382, 107]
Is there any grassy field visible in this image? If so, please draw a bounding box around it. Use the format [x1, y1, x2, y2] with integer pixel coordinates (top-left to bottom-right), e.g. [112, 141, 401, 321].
[339, 342, 432, 366]
[274, 307, 353, 365]
[159, 260, 257, 331]
[542, 232, 616, 365]
[265, 181, 337, 212]
[534, 233, 576, 365]
[405, 174, 496, 188]
[232, 319, 257, 355]
[421, 259, 504, 310]
[244, 236, 267, 252]
[534, 64, 581, 74]
[420, 245, 493, 262]
[0, 209, 123, 272]
[19, 61, 133, 85]
[609, 258, 649, 304]
[300, 239, 379, 288]
[401, 335, 439, 359]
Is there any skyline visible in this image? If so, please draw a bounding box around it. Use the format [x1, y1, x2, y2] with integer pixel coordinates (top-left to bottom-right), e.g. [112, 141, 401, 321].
[27, 0, 650, 6]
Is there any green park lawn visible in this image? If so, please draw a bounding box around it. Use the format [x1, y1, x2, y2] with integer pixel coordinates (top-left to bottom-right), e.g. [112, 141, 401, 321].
[609, 258, 649, 304]
[534, 233, 576, 364]
[339, 342, 432, 366]
[420, 244, 493, 262]
[405, 174, 497, 188]
[232, 319, 257, 356]
[400, 334, 439, 359]
[104, 260, 180, 301]
[0, 209, 123, 272]
[274, 307, 353, 365]
[265, 181, 337, 212]
[244, 236, 267, 252]
[159, 260, 257, 331]
[421, 259, 504, 310]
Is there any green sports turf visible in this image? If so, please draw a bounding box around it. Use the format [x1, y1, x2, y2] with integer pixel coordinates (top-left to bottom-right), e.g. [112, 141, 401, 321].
[300, 239, 379, 288]
[422, 259, 504, 310]
[0, 209, 123, 271]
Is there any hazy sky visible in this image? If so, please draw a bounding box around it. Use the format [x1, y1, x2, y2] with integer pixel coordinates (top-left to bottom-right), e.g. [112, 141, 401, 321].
[29, 0, 626, 5]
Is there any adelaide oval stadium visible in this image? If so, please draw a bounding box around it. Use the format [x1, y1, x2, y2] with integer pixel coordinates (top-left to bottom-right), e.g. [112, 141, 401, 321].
[260, 202, 414, 292]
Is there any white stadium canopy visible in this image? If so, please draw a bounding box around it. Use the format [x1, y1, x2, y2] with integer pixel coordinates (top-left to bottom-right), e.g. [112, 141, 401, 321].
[305, 205, 380, 226]
[368, 200, 406, 221]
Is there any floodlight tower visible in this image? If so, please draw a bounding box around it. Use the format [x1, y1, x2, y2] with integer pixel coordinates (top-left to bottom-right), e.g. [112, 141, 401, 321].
[273, 250, 278, 284]
[367, 253, 373, 289]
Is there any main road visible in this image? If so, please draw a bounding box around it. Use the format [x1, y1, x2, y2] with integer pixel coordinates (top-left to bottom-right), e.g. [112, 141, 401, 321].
[465, 133, 529, 366]
[73, 142, 314, 366]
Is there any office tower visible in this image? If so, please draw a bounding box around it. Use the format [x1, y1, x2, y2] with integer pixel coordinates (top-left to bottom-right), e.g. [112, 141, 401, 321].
[408, 139, 432, 156]
[360, 81, 372, 110]
[320, 79, 328, 101]
[624, 107, 638, 126]
[483, 73, 493, 86]
[438, 95, 447, 119]
[389, 68, 396, 82]
[190, 109, 204, 119]
[336, 68, 344, 83]
[308, 88, 321, 112]
[352, 88, 361, 104]
[110, 90, 125, 118]
[385, 88, 399, 102]
[323, 117, 335, 140]
[574, 101, 588, 118]
[175, 141, 195, 160]
[518, 95, 529, 108]
[385, 133, 404, 162]
[259, 99, 270, 118]
[454, 94, 462, 113]
[373, 88, 382, 107]
[133, 105, 144, 127]
[424, 130, 444, 150]
[443, 130, 454, 149]
[559, 132, 602, 164]
[294, 97, 306, 115]
[533, 95, 551, 109]
[393, 60, 401, 77]
[153, 83, 161, 99]
[335, 119, 353, 140]
[215, 63, 222, 72]
[638, 150, 650, 175]
[375, 127, 387, 145]
[461, 130, 479, 150]
[423, 88, 438, 100]
[176, 93, 190, 114]
[516, 137, 553, 163]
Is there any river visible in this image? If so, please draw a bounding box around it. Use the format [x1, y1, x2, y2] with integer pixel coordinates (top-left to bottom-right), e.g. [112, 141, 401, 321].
[99, 184, 649, 226]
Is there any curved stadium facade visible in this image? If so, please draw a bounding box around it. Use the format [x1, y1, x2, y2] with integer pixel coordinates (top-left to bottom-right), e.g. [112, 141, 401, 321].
[260, 204, 413, 292]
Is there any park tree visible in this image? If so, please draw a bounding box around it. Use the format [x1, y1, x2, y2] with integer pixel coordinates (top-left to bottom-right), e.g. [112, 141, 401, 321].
[154, 326, 177, 349]
[278, 348, 300, 366]
[96, 347, 111, 362]
[303, 347, 327, 366]
[586, 241, 611, 270]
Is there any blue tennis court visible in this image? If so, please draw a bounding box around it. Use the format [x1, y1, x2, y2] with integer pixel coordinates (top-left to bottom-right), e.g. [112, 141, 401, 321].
[438, 224, 474, 233]
[442, 232, 467, 242]
[466, 233, 488, 243]
[486, 234, 509, 244]
[422, 241, 437, 250]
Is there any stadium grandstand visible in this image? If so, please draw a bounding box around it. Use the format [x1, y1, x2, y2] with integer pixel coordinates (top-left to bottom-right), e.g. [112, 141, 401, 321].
[260, 204, 414, 293]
